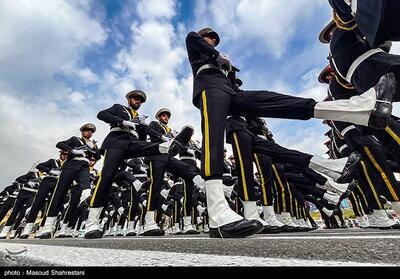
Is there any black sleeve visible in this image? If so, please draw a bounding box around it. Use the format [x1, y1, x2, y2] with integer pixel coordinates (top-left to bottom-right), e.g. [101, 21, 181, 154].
[97, 104, 125, 127]
[147, 121, 165, 141]
[56, 137, 77, 152]
[36, 159, 54, 174]
[186, 31, 220, 59]
[15, 172, 35, 184]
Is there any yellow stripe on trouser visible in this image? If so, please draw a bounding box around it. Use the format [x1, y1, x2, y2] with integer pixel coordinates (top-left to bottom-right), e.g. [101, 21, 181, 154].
[183, 180, 187, 216]
[128, 187, 133, 221]
[233, 132, 249, 201]
[174, 201, 177, 223]
[360, 160, 383, 209]
[254, 154, 268, 205]
[201, 90, 211, 177]
[287, 182, 293, 214]
[46, 169, 63, 216]
[272, 165, 286, 212]
[385, 126, 400, 145]
[273, 181, 280, 213]
[90, 150, 107, 207]
[363, 146, 399, 200]
[351, 192, 362, 216]
[356, 184, 369, 208]
[147, 162, 153, 211]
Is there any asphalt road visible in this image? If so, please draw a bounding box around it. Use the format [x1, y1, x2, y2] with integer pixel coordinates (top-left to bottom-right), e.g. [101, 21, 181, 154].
[0, 228, 399, 266]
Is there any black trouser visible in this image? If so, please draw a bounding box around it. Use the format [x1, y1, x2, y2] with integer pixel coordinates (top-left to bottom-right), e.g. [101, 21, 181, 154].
[26, 178, 56, 223]
[47, 163, 90, 217]
[147, 157, 198, 212]
[62, 184, 82, 227]
[90, 142, 161, 208]
[292, 182, 325, 199]
[253, 154, 274, 206]
[271, 163, 293, 214]
[228, 129, 311, 201]
[181, 159, 199, 217]
[353, 162, 385, 211]
[348, 191, 365, 217]
[5, 189, 35, 227]
[0, 197, 16, 223]
[194, 86, 316, 179]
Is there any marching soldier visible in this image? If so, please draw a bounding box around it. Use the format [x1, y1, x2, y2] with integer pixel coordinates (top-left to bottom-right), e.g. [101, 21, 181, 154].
[20, 151, 68, 238]
[84, 90, 194, 238]
[185, 27, 391, 238]
[39, 123, 101, 239]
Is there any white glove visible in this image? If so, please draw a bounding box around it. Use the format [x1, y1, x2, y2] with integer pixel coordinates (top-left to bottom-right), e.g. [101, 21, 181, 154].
[132, 180, 143, 192]
[186, 148, 195, 155]
[71, 149, 87, 156]
[27, 181, 36, 187]
[180, 197, 184, 204]
[223, 185, 234, 198]
[161, 135, 171, 142]
[197, 205, 206, 216]
[109, 210, 115, 216]
[49, 169, 61, 176]
[79, 188, 91, 204]
[216, 54, 232, 72]
[171, 130, 178, 137]
[118, 207, 124, 216]
[161, 204, 168, 212]
[139, 166, 147, 173]
[136, 114, 147, 124]
[122, 120, 138, 130]
[160, 189, 169, 199]
[142, 200, 147, 207]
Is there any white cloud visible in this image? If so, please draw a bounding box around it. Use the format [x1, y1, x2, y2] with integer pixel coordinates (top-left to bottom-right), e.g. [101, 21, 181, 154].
[0, 0, 107, 186]
[136, 0, 176, 20]
[194, 0, 326, 58]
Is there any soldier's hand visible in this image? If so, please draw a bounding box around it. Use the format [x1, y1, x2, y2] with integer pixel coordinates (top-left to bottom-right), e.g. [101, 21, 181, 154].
[216, 54, 232, 72]
[122, 120, 138, 130]
[136, 114, 147, 124]
[71, 149, 87, 157]
[161, 135, 171, 142]
[49, 169, 61, 176]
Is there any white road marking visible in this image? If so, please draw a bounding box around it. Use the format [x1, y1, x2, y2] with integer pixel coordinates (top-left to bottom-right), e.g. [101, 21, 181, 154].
[0, 243, 391, 266]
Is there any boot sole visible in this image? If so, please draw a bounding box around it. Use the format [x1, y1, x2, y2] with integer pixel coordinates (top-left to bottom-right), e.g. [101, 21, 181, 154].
[209, 223, 264, 238]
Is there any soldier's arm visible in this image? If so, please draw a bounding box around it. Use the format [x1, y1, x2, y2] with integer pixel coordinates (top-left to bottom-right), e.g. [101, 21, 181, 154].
[97, 104, 125, 127]
[36, 159, 53, 174]
[186, 31, 220, 59]
[56, 136, 77, 152]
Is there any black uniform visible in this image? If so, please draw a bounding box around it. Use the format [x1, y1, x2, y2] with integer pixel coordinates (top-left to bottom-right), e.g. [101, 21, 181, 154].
[0, 183, 20, 223]
[26, 158, 64, 223]
[329, 0, 400, 48]
[145, 120, 200, 212]
[91, 104, 165, 208]
[329, 24, 400, 99]
[186, 31, 316, 179]
[5, 172, 40, 228]
[46, 136, 100, 217]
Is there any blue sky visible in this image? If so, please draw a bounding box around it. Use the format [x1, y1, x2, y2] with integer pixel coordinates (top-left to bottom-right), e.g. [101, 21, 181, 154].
[0, 0, 399, 188]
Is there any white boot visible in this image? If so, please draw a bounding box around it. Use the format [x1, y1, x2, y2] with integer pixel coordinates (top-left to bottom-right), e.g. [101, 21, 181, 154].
[21, 223, 34, 238]
[355, 216, 369, 228]
[182, 216, 199, 234]
[372, 209, 395, 228]
[206, 179, 242, 228]
[325, 178, 348, 193]
[55, 223, 68, 238]
[322, 207, 334, 217]
[35, 226, 44, 238]
[314, 88, 376, 126]
[262, 206, 284, 227]
[323, 191, 340, 205]
[172, 222, 182, 235]
[0, 226, 12, 239]
[309, 156, 347, 180]
[203, 223, 210, 233]
[84, 207, 103, 238]
[40, 217, 57, 239]
[126, 221, 137, 236]
[391, 201, 400, 216]
[243, 201, 268, 226]
[143, 211, 164, 236]
[276, 212, 298, 227]
[9, 230, 17, 239]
